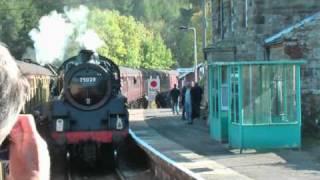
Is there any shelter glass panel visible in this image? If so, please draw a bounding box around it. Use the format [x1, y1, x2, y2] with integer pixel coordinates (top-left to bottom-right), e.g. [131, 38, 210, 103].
[285, 65, 297, 123]
[242, 65, 272, 124]
[221, 66, 228, 110]
[270, 65, 285, 122]
[230, 65, 239, 124]
[242, 65, 297, 125]
[212, 68, 219, 119]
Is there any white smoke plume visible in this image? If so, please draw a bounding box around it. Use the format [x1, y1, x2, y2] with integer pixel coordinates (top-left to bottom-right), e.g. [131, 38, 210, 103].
[64, 5, 104, 51]
[29, 5, 104, 65]
[77, 29, 104, 51]
[29, 11, 74, 65]
[64, 5, 89, 35]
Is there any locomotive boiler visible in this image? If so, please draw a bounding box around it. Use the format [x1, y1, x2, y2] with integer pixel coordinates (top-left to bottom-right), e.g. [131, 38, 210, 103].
[49, 50, 128, 167]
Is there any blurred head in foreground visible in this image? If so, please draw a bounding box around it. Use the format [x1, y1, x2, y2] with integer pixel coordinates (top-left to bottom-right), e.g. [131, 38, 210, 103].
[0, 44, 29, 145]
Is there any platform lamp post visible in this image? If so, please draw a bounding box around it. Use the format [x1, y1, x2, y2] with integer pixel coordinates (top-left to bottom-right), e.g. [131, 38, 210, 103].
[179, 26, 198, 82]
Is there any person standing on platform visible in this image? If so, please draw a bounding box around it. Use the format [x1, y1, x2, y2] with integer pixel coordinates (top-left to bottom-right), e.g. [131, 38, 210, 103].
[170, 84, 180, 115]
[184, 82, 193, 124]
[191, 82, 203, 120]
[180, 84, 187, 120]
[155, 91, 162, 108]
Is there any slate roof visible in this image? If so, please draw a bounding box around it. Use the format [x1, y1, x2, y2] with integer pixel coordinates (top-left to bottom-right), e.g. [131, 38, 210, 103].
[16, 60, 53, 76]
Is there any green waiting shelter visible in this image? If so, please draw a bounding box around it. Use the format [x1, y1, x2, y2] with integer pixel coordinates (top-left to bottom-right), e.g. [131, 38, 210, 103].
[208, 60, 304, 150]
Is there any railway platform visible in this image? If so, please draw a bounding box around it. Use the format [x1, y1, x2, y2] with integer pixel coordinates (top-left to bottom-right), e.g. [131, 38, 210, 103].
[129, 109, 320, 180]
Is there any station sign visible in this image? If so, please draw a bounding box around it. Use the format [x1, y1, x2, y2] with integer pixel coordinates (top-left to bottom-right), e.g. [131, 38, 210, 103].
[148, 76, 160, 101]
[176, 68, 194, 73]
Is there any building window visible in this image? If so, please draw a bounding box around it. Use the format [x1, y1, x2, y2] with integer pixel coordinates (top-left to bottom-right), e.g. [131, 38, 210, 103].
[217, 0, 224, 39]
[242, 0, 248, 28]
[230, 0, 234, 32]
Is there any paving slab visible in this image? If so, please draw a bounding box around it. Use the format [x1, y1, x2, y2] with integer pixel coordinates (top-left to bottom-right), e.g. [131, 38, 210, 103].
[129, 109, 320, 180]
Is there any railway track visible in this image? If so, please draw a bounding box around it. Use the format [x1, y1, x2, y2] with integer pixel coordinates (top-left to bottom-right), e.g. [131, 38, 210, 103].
[50, 152, 124, 180]
[50, 156, 154, 180]
[50, 137, 154, 180]
[66, 171, 121, 180]
[52, 165, 124, 180]
[63, 153, 125, 180]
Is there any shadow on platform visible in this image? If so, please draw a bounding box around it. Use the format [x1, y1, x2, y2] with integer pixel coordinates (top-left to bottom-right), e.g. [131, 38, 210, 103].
[131, 109, 320, 179]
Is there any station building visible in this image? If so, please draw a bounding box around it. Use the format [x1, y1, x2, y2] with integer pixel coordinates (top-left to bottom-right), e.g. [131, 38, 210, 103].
[204, 0, 320, 148]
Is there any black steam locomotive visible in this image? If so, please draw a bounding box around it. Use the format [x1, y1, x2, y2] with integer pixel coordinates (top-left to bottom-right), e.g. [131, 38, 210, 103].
[49, 50, 128, 167]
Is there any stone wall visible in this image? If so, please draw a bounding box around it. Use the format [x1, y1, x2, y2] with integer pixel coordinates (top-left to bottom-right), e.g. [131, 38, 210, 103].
[208, 0, 320, 61]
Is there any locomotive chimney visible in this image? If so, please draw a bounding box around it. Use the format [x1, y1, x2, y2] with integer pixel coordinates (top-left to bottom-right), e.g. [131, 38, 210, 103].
[79, 49, 94, 62]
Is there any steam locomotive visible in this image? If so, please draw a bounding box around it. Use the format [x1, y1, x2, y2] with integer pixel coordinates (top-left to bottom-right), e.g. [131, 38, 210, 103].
[16, 49, 178, 169]
[49, 50, 128, 167]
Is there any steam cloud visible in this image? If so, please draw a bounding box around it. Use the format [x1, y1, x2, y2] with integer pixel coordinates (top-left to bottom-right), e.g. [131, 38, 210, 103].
[29, 11, 74, 65]
[77, 29, 104, 52]
[29, 5, 104, 65]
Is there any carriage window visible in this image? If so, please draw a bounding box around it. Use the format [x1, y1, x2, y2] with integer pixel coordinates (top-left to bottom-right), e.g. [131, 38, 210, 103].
[133, 77, 137, 84]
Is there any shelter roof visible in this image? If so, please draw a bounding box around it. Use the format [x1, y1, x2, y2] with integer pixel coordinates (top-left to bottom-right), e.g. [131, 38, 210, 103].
[208, 60, 306, 66]
[265, 12, 320, 45]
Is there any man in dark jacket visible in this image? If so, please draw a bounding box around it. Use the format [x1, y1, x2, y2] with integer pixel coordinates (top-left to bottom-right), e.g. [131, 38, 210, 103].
[180, 85, 187, 120]
[155, 91, 162, 108]
[191, 82, 203, 119]
[170, 84, 180, 115]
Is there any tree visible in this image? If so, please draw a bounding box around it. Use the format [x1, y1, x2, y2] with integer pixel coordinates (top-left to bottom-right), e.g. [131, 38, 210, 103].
[0, 0, 208, 67]
[0, 0, 66, 59]
[127, 0, 205, 68]
[0, 0, 37, 57]
[88, 9, 173, 69]
[80, 0, 203, 68]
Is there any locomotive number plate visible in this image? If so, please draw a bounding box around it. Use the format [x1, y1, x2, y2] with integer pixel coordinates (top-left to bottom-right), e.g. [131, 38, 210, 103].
[79, 77, 97, 83]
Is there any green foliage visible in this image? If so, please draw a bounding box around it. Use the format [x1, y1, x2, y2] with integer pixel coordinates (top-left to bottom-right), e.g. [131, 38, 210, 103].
[129, 0, 200, 68]
[0, 0, 209, 69]
[0, 0, 37, 57]
[64, 0, 207, 68]
[89, 9, 173, 69]
[0, 0, 65, 58]
[100, 0, 207, 68]
[141, 33, 173, 69]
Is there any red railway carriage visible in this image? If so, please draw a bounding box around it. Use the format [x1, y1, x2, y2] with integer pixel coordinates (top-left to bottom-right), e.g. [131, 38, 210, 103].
[17, 58, 179, 111]
[119, 67, 144, 103]
[120, 67, 178, 108]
